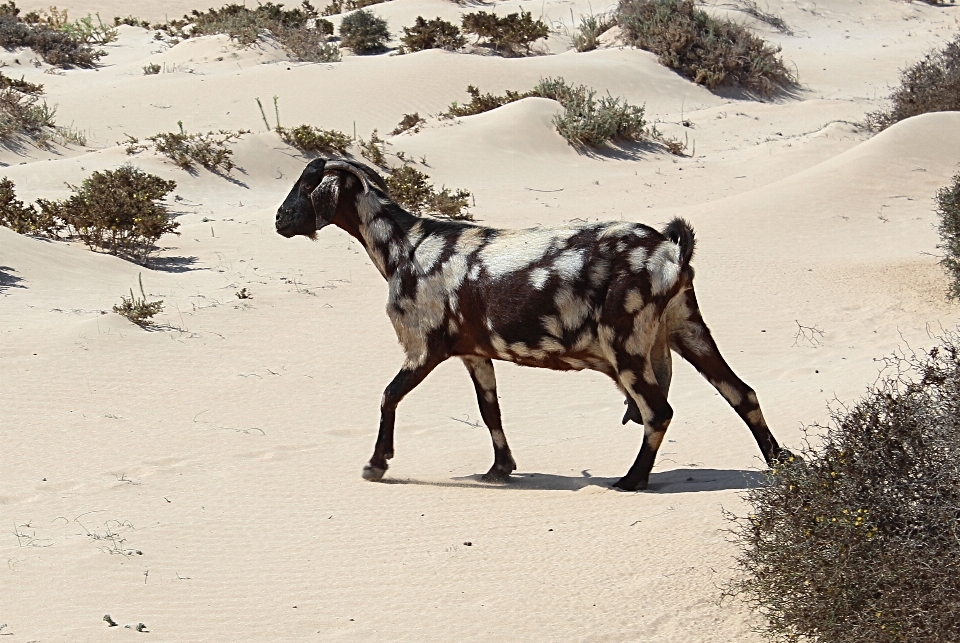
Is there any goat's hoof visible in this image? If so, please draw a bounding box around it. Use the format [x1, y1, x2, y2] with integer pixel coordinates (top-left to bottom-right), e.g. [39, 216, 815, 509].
[612, 477, 648, 492]
[480, 468, 512, 483]
[772, 448, 800, 466]
[362, 464, 386, 481]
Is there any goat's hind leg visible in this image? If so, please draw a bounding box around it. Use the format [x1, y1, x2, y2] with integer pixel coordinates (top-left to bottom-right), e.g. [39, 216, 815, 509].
[363, 359, 443, 481]
[462, 356, 516, 482]
[614, 356, 675, 492]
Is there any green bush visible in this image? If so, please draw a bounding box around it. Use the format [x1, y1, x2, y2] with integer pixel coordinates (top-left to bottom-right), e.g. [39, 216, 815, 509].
[442, 84, 529, 118]
[0, 2, 104, 68]
[0, 176, 60, 235]
[321, 0, 387, 15]
[729, 330, 960, 643]
[571, 13, 613, 52]
[0, 71, 83, 147]
[461, 10, 548, 55]
[113, 15, 151, 29]
[616, 0, 794, 96]
[386, 165, 472, 220]
[937, 174, 960, 300]
[866, 34, 960, 132]
[278, 124, 351, 154]
[125, 127, 248, 174]
[60, 12, 117, 44]
[400, 16, 465, 52]
[339, 9, 390, 53]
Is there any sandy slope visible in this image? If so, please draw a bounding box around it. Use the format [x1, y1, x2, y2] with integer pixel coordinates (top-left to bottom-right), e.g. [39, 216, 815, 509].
[1, 0, 959, 640]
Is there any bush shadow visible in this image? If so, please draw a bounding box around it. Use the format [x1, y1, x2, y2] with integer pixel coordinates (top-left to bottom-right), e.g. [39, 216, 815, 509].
[382, 467, 764, 493]
[148, 255, 202, 273]
[0, 265, 26, 293]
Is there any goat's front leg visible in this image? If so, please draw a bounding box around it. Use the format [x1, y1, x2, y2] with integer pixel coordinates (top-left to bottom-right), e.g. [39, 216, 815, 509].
[461, 356, 516, 482]
[363, 359, 443, 481]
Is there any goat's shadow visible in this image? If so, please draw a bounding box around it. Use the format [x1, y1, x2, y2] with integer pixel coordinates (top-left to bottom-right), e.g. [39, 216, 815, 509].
[381, 467, 764, 493]
[0, 265, 26, 294]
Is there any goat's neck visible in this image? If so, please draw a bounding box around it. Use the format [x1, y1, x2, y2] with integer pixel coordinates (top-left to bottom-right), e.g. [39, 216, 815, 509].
[338, 192, 422, 280]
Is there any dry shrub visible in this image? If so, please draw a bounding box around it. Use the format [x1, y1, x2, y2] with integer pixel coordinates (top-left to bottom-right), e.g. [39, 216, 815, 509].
[399, 16, 465, 52]
[729, 330, 960, 642]
[321, 0, 388, 15]
[937, 174, 960, 300]
[386, 165, 472, 220]
[0, 2, 104, 68]
[279, 124, 351, 154]
[461, 10, 549, 55]
[442, 84, 529, 117]
[125, 127, 248, 174]
[0, 71, 83, 147]
[0, 167, 179, 264]
[865, 34, 960, 132]
[359, 129, 387, 167]
[616, 0, 794, 96]
[390, 113, 426, 135]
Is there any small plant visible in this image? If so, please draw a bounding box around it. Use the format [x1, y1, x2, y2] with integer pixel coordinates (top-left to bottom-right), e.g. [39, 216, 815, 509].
[865, 34, 960, 132]
[442, 84, 529, 118]
[125, 127, 248, 174]
[360, 129, 387, 167]
[728, 330, 960, 643]
[386, 165, 473, 220]
[279, 124, 351, 153]
[571, 12, 613, 52]
[113, 274, 164, 326]
[113, 15, 151, 29]
[60, 12, 118, 44]
[339, 9, 390, 54]
[461, 10, 549, 56]
[390, 113, 426, 135]
[236, 287, 252, 299]
[399, 16, 465, 52]
[937, 174, 960, 300]
[616, 0, 794, 96]
[142, 62, 160, 75]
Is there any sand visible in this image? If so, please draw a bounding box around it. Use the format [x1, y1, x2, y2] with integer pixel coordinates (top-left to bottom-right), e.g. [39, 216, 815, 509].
[1, 0, 958, 640]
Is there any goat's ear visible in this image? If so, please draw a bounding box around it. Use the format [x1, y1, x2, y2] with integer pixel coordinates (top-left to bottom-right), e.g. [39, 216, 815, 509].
[311, 173, 340, 230]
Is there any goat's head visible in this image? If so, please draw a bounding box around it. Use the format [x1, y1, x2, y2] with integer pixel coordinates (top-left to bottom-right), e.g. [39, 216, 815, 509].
[275, 156, 388, 239]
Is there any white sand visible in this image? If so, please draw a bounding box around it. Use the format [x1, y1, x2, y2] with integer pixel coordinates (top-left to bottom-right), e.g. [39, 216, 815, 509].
[1, 0, 958, 640]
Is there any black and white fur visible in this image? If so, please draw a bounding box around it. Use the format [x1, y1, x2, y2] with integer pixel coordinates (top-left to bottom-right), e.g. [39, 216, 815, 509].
[276, 157, 785, 490]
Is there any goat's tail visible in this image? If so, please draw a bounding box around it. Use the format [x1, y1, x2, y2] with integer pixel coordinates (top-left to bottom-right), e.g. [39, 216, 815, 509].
[662, 217, 696, 270]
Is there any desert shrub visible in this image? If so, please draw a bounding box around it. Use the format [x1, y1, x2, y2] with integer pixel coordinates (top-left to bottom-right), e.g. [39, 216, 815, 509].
[865, 34, 960, 132]
[0, 176, 60, 235]
[0, 2, 104, 68]
[616, 0, 794, 96]
[339, 9, 390, 54]
[60, 13, 117, 44]
[442, 78, 647, 147]
[729, 331, 960, 643]
[278, 124, 351, 153]
[386, 165, 472, 220]
[125, 127, 248, 174]
[937, 174, 960, 300]
[359, 129, 387, 166]
[0, 71, 84, 147]
[535, 77, 647, 146]
[114, 15, 151, 29]
[114, 274, 163, 326]
[143, 62, 160, 74]
[571, 13, 613, 52]
[461, 10, 549, 55]
[400, 16, 465, 52]
[390, 113, 425, 135]
[321, 0, 388, 14]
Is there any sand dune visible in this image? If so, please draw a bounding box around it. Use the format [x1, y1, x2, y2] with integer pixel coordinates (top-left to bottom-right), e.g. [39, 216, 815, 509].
[1, 0, 958, 640]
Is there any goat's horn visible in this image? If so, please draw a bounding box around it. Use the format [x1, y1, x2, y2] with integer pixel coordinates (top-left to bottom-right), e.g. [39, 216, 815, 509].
[322, 160, 387, 194]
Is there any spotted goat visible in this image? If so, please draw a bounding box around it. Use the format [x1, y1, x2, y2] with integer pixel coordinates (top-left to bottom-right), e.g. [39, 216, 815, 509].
[276, 157, 786, 490]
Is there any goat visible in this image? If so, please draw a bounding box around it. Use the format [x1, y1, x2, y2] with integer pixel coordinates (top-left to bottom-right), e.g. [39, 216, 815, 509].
[276, 156, 786, 490]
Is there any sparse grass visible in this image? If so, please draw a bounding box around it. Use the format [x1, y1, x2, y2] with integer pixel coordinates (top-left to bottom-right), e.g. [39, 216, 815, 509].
[142, 62, 160, 75]
[728, 330, 960, 643]
[571, 12, 613, 52]
[937, 174, 960, 300]
[0, 2, 104, 68]
[279, 124, 352, 154]
[125, 126, 248, 174]
[386, 165, 473, 220]
[390, 113, 426, 135]
[461, 10, 549, 55]
[114, 274, 163, 326]
[442, 78, 647, 147]
[339, 8, 390, 54]
[399, 16, 465, 52]
[616, 0, 794, 96]
[865, 34, 960, 132]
